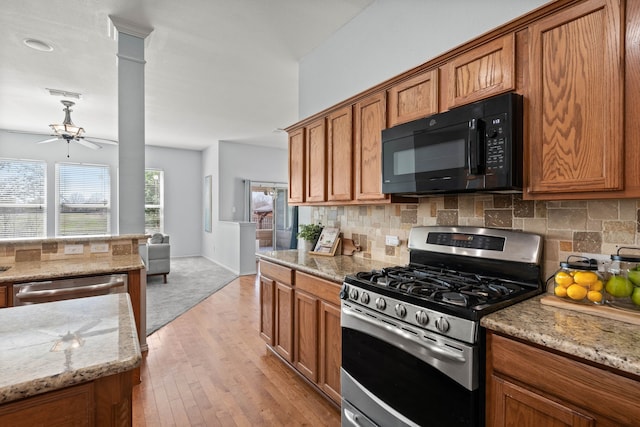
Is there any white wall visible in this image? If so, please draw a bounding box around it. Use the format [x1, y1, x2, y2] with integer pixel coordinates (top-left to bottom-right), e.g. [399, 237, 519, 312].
[201, 141, 288, 272]
[0, 130, 120, 236]
[299, 0, 550, 117]
[145, 145, 202, 257]
[201, 141, 220, 262]
[218, 141, 288, 222]
[1, 131, 201, 257]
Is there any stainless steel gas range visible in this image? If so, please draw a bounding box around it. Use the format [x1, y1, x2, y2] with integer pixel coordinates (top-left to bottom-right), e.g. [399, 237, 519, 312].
[340, 226, 543, 427]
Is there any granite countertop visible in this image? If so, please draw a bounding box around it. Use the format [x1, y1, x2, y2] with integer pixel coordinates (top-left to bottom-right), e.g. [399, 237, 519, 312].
[0, 254, 144, 284]
[0, 293, 141, 404]
[481, 294, 640, 378]
[0, 234, 148, 246]
[259, 250, 640, 379]
[256, 250, 396, 283]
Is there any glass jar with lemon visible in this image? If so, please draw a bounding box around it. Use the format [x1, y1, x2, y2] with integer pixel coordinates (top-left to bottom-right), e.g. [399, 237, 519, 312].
[604, 247, 640, 311]
[552, 256, 604, 305]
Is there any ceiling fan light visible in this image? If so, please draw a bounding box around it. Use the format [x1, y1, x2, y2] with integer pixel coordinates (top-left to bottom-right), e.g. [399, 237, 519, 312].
[50, 123, 85, 138]
[50, 100, 85, 138]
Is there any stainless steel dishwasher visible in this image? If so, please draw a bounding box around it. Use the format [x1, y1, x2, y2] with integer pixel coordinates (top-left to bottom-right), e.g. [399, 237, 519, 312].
[13, 273, 128, 306]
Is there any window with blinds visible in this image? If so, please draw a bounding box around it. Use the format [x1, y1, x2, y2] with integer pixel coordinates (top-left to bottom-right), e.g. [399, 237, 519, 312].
[56, 163, 110, 236]
[145, 169, 164, 233]
[0, 158, 47, 239]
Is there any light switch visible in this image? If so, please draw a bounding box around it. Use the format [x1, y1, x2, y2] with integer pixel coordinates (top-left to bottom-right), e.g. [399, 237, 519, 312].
[90, 243, 109, 253]
[64, 244, 84, 254]
[386, 235, 400, 247]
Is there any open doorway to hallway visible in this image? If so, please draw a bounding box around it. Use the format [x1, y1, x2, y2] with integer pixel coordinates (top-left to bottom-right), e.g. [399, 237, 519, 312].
[245, 181, 297, 252]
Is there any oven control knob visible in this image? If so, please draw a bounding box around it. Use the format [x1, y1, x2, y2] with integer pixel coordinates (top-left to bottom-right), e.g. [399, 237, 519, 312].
[395, 303, 407, 318]
[339, 284, 349, 300]
[349, 288, 359, 301]
[415, 310, 429, 326]
[360, 292, 370, 304]
[375, 297, 386, 310]
[435, 317, 450, 333]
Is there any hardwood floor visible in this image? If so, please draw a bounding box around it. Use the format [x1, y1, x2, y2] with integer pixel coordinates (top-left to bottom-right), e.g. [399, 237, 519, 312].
[132, 274, 341, 426]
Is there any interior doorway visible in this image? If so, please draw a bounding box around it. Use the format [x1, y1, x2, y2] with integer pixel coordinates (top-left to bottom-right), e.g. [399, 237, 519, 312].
[244, 181, 296, 251]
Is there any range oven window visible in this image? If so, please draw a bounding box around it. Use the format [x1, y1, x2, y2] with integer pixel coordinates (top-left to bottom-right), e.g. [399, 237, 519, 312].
[342, 327, 481, 427]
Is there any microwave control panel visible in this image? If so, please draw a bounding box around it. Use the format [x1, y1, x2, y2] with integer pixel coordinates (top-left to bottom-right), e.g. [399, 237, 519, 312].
[485, 113, 508, 171]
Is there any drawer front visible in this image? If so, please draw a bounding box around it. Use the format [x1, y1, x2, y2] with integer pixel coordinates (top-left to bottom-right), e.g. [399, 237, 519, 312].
[260, 260, 293, 286]
[489, 332, 640, 425]
[0, 286, 6, 308]
[295, 271, 341, 306]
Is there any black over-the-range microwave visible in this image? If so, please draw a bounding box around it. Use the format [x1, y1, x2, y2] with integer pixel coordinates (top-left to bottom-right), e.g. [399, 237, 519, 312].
[381, 92, 523, 196]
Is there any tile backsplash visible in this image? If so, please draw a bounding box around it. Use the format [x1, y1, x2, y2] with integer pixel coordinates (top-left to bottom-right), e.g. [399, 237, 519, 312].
[0, 236, 143, 265]
[311, 195, 640, 281]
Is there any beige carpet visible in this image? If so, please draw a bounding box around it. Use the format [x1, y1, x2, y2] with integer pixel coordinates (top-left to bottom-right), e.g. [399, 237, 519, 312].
[145, 256, 238, 336]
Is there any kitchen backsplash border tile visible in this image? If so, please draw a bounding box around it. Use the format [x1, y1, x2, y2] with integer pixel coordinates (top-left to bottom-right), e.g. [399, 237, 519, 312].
[311, 194, 640, 281]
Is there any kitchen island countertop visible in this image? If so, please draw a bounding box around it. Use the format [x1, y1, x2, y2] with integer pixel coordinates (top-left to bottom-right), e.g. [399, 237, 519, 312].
[0, 293, 141, 404]
[256, 249, 395, 283]
[0, 254, 144, 284]
[481, 294, 640, 378]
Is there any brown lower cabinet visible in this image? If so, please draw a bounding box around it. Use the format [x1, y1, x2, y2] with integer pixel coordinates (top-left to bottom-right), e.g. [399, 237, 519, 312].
[258, 260, 342, 405]
[486, 331, 640, 427]
[0, 370, 133, 427]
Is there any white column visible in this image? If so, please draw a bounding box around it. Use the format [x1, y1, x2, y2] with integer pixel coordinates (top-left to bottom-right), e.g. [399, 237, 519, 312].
[109, 17, 153, 235]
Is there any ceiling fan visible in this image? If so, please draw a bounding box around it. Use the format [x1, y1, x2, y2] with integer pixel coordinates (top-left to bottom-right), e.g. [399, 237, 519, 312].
[40, 99, 118, 153]
[5, 99, 118, 157]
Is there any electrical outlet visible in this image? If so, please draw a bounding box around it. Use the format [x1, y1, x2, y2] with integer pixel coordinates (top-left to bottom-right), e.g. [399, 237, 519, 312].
[64, 244, 84, 255]
[385, 235, 400, 247]
[90, 243, 109, 253]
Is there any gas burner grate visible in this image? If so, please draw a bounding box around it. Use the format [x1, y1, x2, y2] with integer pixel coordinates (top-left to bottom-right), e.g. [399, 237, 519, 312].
[353, 264, 528, 309]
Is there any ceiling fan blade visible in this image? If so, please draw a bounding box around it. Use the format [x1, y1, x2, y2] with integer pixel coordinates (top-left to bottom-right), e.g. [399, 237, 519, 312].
[36, 137, 61, 144]
[3, 129, 53, 137]
[74, 138, 102, 150]
[82, 136, 118, 145]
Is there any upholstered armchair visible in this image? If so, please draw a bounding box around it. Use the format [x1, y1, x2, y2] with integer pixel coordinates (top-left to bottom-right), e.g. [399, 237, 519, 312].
[146, 233, 171, 283]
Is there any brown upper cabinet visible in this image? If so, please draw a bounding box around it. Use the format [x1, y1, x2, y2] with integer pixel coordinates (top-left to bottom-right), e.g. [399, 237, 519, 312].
[354, 92, 388, 202]
[442, 34, 515, 109]
[288, 128, 305, 204]
[305, 118, 327, 203]
[525, 0, 624, 198]
[287, 0, 640, 204]
[327, 106, 353, 201]
[387, 69, 439, 127]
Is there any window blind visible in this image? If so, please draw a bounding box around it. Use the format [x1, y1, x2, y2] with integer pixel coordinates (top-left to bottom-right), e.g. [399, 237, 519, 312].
[145, 169, 164, 233]
[56, 163, 110, 236]
[0, 158, 46, 239]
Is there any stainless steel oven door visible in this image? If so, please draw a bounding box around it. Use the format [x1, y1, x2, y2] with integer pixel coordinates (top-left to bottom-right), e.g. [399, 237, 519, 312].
[341, 301, 482, 427]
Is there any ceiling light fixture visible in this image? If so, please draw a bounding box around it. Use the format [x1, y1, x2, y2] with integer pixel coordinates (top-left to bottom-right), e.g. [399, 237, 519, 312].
[50, 100, 84, 139]
[47, 88, 82, 99]
[23, 38, 53, 52]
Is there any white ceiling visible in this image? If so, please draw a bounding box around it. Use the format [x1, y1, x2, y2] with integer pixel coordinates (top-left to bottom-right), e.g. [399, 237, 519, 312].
[0, 0, 373, 151]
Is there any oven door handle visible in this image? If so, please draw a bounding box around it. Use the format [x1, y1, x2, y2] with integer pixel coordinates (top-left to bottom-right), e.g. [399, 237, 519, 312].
[343, 408, 364, 427]
[342, 306, 466, 363]
[16, 281, 125, 302]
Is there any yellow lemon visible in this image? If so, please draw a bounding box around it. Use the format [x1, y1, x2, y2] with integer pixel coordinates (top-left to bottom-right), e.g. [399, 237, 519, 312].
[555, 271, 574, 287]
[567, 284, 588, 301]
[554, 286, 568, 297]
[587, 290, 603, 303]
[589, 280, 603, 292]
[573, 271, 598, 285]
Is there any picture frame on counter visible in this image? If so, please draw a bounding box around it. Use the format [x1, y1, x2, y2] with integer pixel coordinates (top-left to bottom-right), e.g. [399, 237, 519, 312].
[312, 227, 341, 256]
